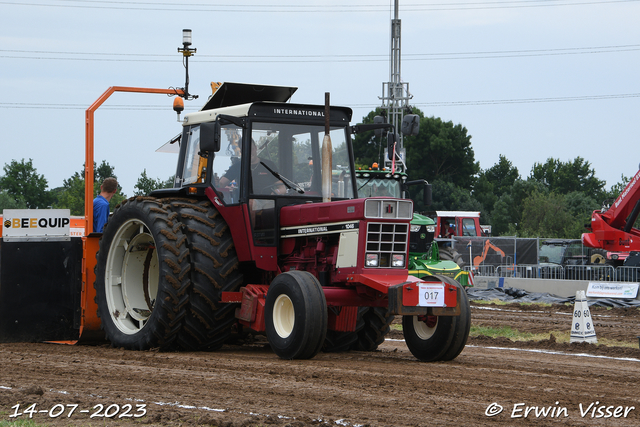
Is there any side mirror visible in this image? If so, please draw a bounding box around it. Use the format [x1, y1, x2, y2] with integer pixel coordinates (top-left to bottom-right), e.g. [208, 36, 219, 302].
[199, 122, 220, 153]
[403, 179, 432, 205]
[386, 132, 397, 161]
[423, 182, 432, 206]
[402, 114, 420, 136]
[374, 115, 385, 138]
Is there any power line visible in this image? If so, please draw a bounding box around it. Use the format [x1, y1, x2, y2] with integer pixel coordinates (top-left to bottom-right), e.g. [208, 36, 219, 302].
[412, 93, 640, 106]
[2, 43, 639, 63]
[0, 102, 199, 110]
[2, 0, 639, 12]
[0, 49, 172, 57]
[0, 55, 177, 63]
[3, 93, 639, 110]
[402, 0, 640, 11]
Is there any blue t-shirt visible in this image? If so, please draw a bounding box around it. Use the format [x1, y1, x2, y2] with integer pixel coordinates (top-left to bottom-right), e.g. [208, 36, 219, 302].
[93, 195, 110, 232]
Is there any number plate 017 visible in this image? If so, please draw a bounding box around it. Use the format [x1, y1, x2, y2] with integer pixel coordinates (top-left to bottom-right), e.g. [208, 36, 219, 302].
[417, 284, 445, 307]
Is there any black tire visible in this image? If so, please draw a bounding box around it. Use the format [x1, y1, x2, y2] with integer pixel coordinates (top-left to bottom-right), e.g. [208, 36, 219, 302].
[439, 276, 471, 361]
[323, 329, 359, 353]
[354, 307, 394, 351]
[94, 197, 191, 350]
[402, 276, 470, 362]
[322, 307, 364, 353]
[164, 198, 244, 351]
[265, 271, 328, 359]
[439, 247, 465, 267]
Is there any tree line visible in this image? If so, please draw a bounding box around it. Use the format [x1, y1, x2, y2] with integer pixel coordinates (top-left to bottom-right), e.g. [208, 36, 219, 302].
[0, 109, 632, 238]
[352, 108, 631, 239]
[0, 159, 173, 215]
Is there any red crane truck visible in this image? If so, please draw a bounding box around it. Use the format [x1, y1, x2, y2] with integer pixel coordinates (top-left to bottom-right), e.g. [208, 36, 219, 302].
[582, 166, 640, 267]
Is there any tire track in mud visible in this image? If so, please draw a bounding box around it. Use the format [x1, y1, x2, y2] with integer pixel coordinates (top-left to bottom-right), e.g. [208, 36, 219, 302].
[1, 303, 640, 426]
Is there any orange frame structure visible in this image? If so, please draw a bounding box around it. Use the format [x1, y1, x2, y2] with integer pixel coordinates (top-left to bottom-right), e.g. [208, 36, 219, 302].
[80, 86, 184, 340]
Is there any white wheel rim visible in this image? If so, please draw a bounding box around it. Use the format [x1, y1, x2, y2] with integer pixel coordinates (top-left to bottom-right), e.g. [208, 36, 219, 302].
[413, 316, 437, 340]
[272, 294, 295, 338]
[104, 219, 159, 335]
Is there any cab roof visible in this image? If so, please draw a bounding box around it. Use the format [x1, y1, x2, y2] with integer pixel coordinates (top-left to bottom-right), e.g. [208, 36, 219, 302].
[201, 82, 297, 110]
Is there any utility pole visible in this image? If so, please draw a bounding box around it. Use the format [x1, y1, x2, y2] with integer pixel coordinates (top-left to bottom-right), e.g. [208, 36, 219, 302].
[379, 0, 412, 169]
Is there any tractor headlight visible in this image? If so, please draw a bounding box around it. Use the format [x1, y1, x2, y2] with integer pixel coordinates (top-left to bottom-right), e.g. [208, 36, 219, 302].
[365, 253, 379, 267]
[392, 254, 405, 267]
[426, 225, 435, 233]
[410, 224, 421, 232]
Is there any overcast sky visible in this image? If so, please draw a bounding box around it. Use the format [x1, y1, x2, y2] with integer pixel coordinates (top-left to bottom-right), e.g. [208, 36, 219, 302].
[2, 0, 639, 198]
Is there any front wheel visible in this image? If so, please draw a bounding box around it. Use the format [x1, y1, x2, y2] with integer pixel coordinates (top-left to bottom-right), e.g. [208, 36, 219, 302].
[265, 271, 327, 359]
[439, 247, 465, 267]
[402, 276, 470, 362]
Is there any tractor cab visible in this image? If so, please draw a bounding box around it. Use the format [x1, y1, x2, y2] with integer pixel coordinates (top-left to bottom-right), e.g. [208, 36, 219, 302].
[430, 211, 486, 239]
[172, 100, 356, 251]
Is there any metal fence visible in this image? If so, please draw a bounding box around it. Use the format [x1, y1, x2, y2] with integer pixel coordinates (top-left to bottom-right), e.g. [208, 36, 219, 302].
[469, 263, 640, 283]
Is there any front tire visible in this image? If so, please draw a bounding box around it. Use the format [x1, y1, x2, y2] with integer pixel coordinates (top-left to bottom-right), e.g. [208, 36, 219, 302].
[439, 247, 465, 267]
[402, 276, 470, 362]
[94, 197, 190, 350]
[265, 271, 327, 359]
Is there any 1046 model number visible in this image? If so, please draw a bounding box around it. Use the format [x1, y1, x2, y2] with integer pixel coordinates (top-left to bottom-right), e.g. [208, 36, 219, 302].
[10, 403, 147, 419]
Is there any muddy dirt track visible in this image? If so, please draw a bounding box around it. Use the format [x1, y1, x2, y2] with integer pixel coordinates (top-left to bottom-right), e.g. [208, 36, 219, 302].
[2, 302, 640, 427]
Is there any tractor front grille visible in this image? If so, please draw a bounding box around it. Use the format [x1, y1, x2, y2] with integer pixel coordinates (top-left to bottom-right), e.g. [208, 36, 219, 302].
[366, 222, 409, 268]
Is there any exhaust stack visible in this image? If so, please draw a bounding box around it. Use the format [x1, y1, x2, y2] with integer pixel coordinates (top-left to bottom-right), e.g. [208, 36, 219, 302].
[322, 92, 332, 203]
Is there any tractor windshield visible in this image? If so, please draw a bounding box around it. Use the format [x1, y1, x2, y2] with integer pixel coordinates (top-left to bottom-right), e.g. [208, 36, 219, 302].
[538, 243, 565, 265]
[357, 176, 402, 198]
[355, 170, 404, 198]
[250, 122, 354, 199]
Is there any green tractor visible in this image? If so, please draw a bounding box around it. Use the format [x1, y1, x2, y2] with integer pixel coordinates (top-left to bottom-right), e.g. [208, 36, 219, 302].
[354, 165, 472, 286]
[408, 213, 472, 286]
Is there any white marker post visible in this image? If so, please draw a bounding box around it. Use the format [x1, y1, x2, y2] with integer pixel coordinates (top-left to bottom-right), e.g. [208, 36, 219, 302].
[570, 290, 597, 343]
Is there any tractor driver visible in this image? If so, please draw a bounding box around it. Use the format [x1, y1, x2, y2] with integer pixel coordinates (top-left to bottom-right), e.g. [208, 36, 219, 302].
[444, 221, 456, 238]
[218, 140, 286, 196]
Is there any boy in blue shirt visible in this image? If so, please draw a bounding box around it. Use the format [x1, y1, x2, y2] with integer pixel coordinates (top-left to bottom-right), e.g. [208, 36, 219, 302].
[93, 177, 118, 232]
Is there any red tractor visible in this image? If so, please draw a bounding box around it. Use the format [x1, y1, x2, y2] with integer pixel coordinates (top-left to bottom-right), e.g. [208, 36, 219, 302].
[582, 167, 640, 266]
[90, 83, 470, 361]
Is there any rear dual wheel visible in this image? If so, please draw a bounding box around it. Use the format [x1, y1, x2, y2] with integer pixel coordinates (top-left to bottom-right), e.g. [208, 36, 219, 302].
[402, 275, 470, 362]
[323, 306, 394, 353]
[164, 198, 243, 351]
[353, 307, 394, 351]
[94, 197, 190, 350]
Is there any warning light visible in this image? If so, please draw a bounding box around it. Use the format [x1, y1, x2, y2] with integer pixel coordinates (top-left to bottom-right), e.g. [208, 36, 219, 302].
[173, 97, 184, 122]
